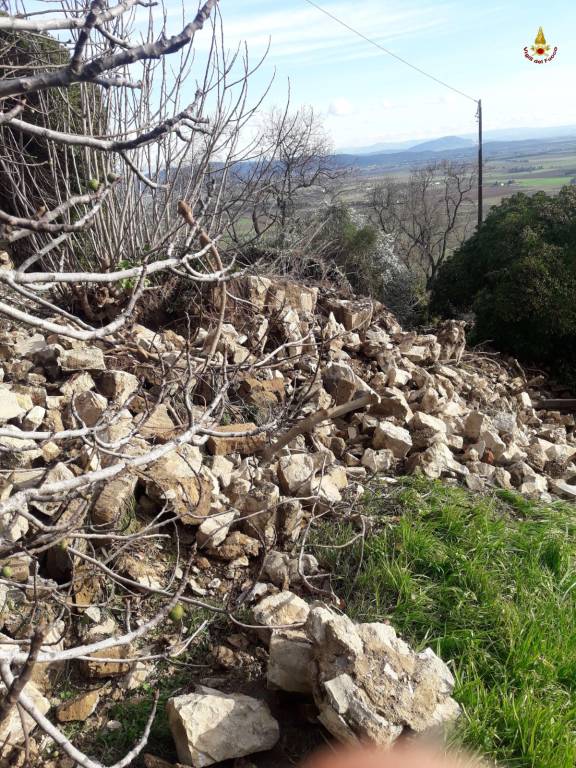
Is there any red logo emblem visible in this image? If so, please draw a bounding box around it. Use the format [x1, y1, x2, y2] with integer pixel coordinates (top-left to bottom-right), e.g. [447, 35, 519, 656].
[524, 27, 557, 63]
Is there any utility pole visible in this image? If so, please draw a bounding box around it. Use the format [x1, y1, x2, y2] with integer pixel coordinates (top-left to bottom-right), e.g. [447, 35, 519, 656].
[477, 98, 483, 228]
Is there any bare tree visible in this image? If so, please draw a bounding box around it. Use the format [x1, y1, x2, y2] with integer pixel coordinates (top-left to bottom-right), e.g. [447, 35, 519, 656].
[0, 2, 319, 765]
[227, 105, 341, 247]
[369, 160, 476, 290]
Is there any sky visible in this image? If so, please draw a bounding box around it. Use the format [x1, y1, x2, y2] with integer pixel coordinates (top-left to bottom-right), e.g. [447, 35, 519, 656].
[173, 0, 576, 150]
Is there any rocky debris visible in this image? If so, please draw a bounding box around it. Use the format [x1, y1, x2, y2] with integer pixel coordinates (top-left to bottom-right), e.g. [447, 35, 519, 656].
[266, 605, 459, 747]
[56, 689, 101, 722]
[59, 346, 106, 371]
[1, 278, 574, 527]
[207, 423, 267, 456]
[167, 686, 280, 767]
[253, 591, 310, 637]
[79, 647, 132, 679]
[373, 422, 412, 459]
[143, 446, 210, 524]
[268, 629, 314, 693]
[0, 390, 26, 421]
[1, 275, 576, 763]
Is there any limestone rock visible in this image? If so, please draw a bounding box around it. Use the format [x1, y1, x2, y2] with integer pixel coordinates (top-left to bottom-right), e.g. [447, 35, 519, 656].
[323, 362, 376, 406]
[145, 447, 210, 525]
[253, 591, 310, 636]
[0, 498, 29, 543]
[207, 423, 266, 456]
[303, 605, 459, 747]
[73, 390, 108, 427]
[0, 424, 42, 469]
[196, 509, 238, 549]
[278, 454, 315, 495]
[235, 275, 272, 311]
[267, 280, 318, 316]
[60, 371, 96, 398]
[361, 448, 395, 473]
[79, 647, 131, 679]
[209, 455, 234, 488]
[138, 404, 176, 441]
[371, 388, 412, 422]
[30, 462, 76, 516]
[549, 478, 576, 499]
[310, 475, 342, 507]
[238, 376, 285, 408]
[56, 690, 100, 722]
[334, 299, 374, 332]
[22, 405, 45, 430]
[212, 531, 260, 561]
[167, 686, 279, 767]
[92, 474, 137, 528]
[98, 370, 139, 404]
[268, 630, 314, 693]
[373, 422, 412, 459]
[262, 551, 319, 589]
[464, 412, 487, 441]
[407, 443, 468, 480]
[0, 390, 26, 422]
[60, 347, 106, 371]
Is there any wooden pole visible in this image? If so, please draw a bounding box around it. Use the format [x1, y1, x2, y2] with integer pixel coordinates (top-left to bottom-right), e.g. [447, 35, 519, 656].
[477, 98, 483, 228]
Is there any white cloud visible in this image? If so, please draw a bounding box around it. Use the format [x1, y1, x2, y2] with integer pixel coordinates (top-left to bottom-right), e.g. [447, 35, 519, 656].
[328, 98, 353, 116]
[161, 1, 455, 63]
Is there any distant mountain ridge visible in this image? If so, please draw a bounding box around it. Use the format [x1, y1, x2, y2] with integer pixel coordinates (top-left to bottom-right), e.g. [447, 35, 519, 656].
[339, 125, 576, 156]
[330, 134, 576, 174]
[406, 136, 475, 153]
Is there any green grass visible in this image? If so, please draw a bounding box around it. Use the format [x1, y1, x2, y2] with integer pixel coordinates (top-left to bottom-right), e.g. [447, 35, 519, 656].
[312, 478, 576, 768]
[84, 663, 195, 766]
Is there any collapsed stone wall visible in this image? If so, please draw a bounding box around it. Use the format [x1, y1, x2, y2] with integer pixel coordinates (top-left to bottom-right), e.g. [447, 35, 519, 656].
[0, 274, 574, 765]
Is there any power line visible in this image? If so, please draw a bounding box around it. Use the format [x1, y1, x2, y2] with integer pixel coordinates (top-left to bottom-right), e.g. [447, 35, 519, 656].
[302, 0, 478, 104]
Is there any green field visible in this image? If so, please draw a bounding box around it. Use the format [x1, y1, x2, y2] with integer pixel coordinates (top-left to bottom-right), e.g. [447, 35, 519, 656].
[514, 176, 573, 187]
[333, 145, 576, 218]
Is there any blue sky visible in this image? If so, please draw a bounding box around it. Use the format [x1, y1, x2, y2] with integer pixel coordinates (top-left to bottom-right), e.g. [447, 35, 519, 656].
[182, 0, 576, 149]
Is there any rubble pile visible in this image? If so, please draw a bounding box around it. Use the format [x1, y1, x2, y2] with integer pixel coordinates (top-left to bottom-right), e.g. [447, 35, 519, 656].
[0, 274, 575, 765]
[265, 601, 460, 746]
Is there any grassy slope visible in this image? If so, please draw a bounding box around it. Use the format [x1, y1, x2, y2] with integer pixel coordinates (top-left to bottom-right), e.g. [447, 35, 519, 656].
[312, 479, 576, 768]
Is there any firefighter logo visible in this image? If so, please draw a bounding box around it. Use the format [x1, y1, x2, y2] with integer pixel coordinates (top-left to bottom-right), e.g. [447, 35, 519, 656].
[524, 27, 557, 63]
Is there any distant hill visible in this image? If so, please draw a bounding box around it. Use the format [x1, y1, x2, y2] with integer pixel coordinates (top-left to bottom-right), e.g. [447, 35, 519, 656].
[330, 134, 576, 175]
[339, 126, 576, 156]
[407, 135, 475, 153]
[338, 139, 416, 155]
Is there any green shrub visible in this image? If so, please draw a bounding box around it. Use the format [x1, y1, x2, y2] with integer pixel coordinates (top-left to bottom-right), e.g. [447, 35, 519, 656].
[312, 204, 424, 325]
[430, 188, 576, 381]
